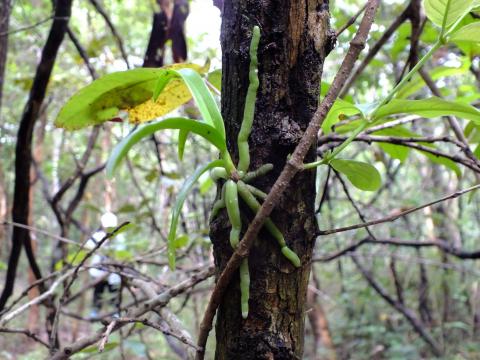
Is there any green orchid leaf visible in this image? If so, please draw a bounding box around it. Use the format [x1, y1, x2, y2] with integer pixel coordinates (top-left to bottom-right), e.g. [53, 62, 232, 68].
[167, 159, 225, 269]
[178, 129, 189, 161]
[106, 117, 226, 178]
[330, 159, 381, 191]
[374, 97, 480, 124]
[153, 68, 225, 139]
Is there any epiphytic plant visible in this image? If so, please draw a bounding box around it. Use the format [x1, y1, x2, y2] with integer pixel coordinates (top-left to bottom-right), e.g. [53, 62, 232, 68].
[56, 26, 302, 318]
[55, 0, 480, 319]
[106, 26, 301, 318]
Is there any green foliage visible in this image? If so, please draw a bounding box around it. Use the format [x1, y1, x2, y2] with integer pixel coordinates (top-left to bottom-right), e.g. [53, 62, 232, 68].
[375, 97, 480, 124]
[450, 22, 480, 43]
[423, 0, 477, 33]
[330, 159, 381, 191]
[55, 64, 206, 130]
[105, 117, 226, 178]
[167, 159, 224, 269]
[153, 67, 225, 139]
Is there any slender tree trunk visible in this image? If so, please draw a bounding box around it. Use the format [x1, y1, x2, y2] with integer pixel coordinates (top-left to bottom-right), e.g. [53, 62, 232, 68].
[210, 2, 332, 358]
[0, 0, 73, 311]
[0, 0, 11, 113]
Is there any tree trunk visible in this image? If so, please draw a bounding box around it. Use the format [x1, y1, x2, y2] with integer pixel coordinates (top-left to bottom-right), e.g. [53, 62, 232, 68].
[210, 2, 332, 359]
[0, 0, 73, 311]
[0, 0, 11, 113]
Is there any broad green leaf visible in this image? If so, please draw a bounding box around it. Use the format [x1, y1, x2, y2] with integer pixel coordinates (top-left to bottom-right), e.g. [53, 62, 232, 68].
[153, 68, 225, 139]
[373, 127, 413, 161]
[464, 121, 480, 142]
[168, 159, 225, 269]
[374, 97, 480, 124]
[330, 159, 381, 191]
[450, 22, 480, 43]
[106, 117, 226, 178]
[207, 69, 222, 92]
[378, 143, 410, 162]
[55, 64, 204, 130]
[356, 102, 380, 118]
[174, 235, 189, 249]
[114, 249, 133, 261]
[333, 119, 365, 134]
[474, 144, 480, 158]
[322, 99, 361, 134]
[424, 0, 475, 31]
[372, 125, 461, 175]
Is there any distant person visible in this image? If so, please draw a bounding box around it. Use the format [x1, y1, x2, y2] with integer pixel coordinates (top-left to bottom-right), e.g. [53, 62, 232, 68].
[86, 212, 122, 318]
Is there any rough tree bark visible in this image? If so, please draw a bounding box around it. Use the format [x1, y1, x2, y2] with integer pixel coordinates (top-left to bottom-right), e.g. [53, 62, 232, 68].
[210, 1, 332, 359]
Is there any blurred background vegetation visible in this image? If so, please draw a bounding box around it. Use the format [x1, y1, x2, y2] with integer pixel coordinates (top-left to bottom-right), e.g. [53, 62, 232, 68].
[1, 0, 480, 359]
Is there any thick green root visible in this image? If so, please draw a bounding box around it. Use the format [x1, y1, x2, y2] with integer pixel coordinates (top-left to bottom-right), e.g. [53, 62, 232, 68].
[242, 163, 274, 183]
[210, 167, 228, 181]
[236, 181, 301, 268]
[245, 184, 267, 200]
[225, 180, 242, 248]
[237, 26, 260, 173]
[240, 258, 250, 319]
[210, 182, 226, 221]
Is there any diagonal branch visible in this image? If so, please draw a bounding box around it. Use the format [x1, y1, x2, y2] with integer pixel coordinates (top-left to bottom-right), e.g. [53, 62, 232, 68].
[89, 0, 130, 68]
[0, 0, 73, 312]
[318, 183, 480, 236]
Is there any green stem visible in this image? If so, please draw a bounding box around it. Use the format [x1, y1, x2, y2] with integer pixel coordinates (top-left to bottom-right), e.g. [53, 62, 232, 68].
[222, 151, 237, 176]
[372, 41, 441, 114]
[304, 41, 442, 170]
[303, 120, 368, 170]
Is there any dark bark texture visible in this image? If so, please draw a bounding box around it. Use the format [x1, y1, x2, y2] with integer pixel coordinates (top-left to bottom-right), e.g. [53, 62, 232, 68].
[210, 1, 332, 359]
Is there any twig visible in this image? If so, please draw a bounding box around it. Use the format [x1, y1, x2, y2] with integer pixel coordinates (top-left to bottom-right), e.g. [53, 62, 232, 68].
[335, 3, 367, 37]
[0, 269, 75, 326]
[352, 256, 442, 355]
[51, 266, 214, 359]
[318, 134, 480, 172]
[339, 1, 410, 97]
[89, 0, 130, 68]
[0, 16, 69, 37]
[318, 183, 480, 236]
[1, 221, 80, 246]
[315, 237, 480, 262]
[0, 327, 49, 347]
[98, 320, 118, 352]
[195, 1, 381, 357]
